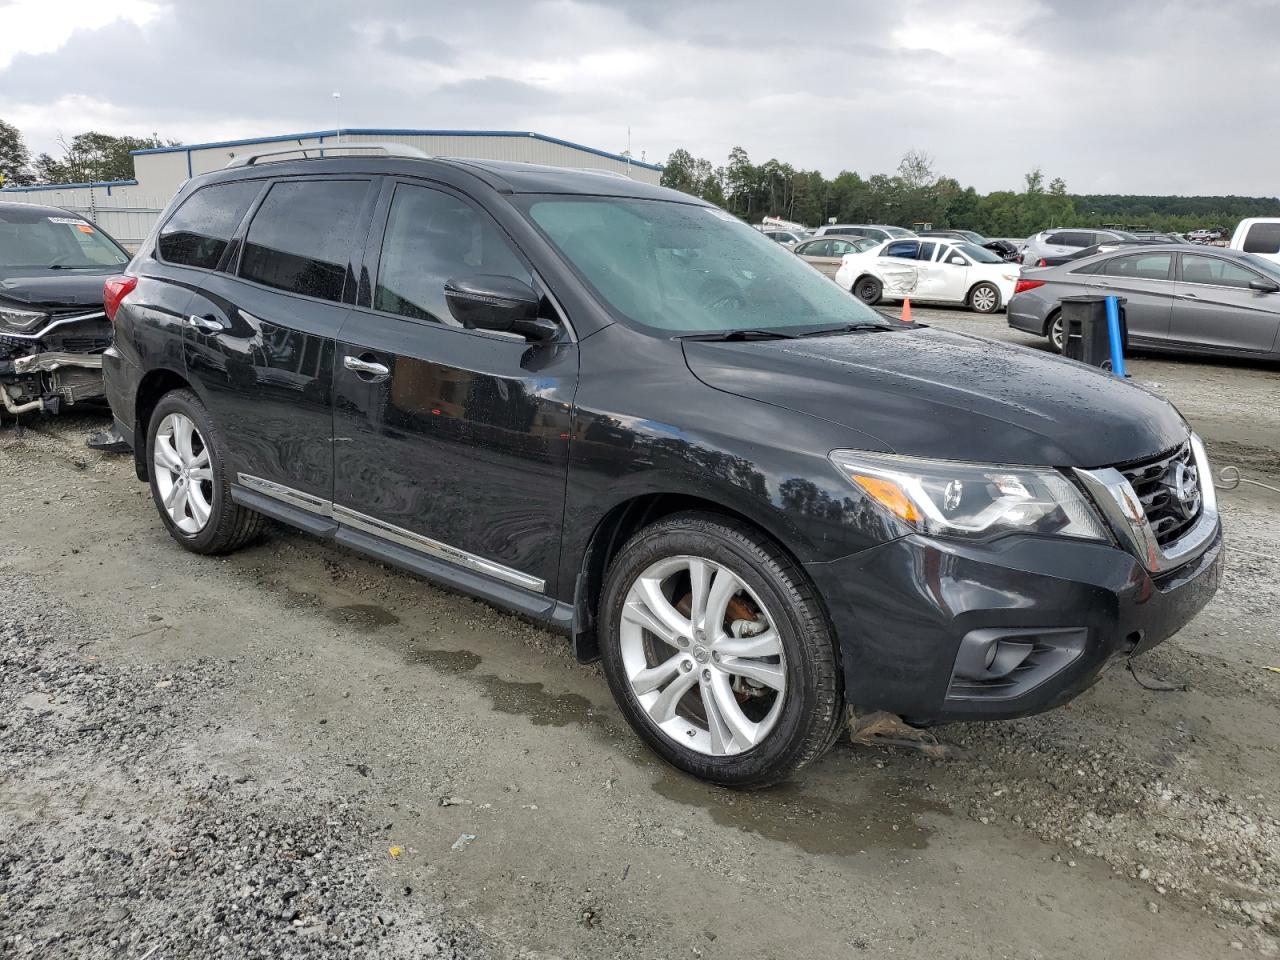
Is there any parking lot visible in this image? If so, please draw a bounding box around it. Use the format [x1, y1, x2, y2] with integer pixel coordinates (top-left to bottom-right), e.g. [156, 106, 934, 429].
[3, 306, 1277, 959]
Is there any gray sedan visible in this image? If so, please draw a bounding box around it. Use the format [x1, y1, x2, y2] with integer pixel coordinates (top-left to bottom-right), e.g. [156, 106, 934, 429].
[1008, 245, 1280, 360]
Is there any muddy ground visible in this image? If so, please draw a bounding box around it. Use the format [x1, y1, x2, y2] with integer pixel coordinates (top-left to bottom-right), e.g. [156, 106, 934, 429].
[2, 309, 1278, 959]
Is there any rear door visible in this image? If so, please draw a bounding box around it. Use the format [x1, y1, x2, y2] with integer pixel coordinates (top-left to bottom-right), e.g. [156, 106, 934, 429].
[184, 177, 378, 501]
[331, 179, 577, 595]
[1087, 251, 1175, 345]
[1171, 252, 1280, 353]
[875, 239, 922, 296]
[794, 239, 836, 276]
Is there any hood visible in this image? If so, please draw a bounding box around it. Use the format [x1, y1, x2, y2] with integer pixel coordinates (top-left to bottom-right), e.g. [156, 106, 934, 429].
[0, 268, 120, 309]
[683, 327, 1187, 469]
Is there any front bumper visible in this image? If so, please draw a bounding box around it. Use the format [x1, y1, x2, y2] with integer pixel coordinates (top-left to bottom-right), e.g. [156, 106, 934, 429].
[806, 523, 1223, 723]
[1, 352, 105, 414]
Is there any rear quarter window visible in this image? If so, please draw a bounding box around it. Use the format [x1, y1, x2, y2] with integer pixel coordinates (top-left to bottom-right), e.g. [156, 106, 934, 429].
[1243, 222, 1280, 255]
[157, 180, 262, 270]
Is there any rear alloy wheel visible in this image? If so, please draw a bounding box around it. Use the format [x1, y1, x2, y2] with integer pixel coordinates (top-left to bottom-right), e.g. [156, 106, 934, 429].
[153, 412, 214, 535]
[600, 513, 843, 788]
[146, 389, 265, 555]
[1048, 312, 1065, 353]
[854, 276, 883, 305]
[969, 282, 1001, 314]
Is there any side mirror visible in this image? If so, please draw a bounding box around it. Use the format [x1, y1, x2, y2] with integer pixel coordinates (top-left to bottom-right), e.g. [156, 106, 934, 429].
[1248, 278, 1280, 294]
[444, 275, 558, 340]
[949, 256, 966, 265]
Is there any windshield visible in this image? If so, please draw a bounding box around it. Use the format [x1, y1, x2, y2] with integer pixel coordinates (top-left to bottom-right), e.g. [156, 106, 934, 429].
[522, 196, 889, 334]
[1242, 253, 1280, 280]
[953, 241, 1004, 264]
[0, 208, 129, 270]
[957, 230, 987, 243]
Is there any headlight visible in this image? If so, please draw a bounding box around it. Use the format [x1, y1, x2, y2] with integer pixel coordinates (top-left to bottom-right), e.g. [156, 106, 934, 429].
[830, 450, 1110, 542]
[0, 305, 47, 333]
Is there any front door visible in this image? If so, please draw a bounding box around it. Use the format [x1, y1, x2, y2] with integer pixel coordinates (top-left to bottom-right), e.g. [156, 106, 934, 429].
[184, 177, 377, 501]
[332, 180, 577, 595]
[1171, 252, 1280, 353]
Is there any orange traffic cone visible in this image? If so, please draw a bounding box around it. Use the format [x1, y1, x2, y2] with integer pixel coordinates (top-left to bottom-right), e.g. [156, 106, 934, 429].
[901, 298, 912, 323]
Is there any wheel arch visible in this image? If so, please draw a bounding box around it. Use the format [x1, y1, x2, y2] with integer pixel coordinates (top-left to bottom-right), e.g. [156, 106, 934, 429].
[568, 491, 823, 665]
[132, 367, 193, 481]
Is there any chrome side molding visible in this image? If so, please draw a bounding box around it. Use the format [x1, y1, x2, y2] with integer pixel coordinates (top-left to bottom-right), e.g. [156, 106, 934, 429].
[235, 473, 545, 593]
[1075, 433, 1219, 575]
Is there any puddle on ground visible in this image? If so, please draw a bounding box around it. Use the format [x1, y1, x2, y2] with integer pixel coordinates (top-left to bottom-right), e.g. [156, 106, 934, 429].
[651, 768, 949, 856]
[326, 603, 401, 630]
[408, 646, 595, 728]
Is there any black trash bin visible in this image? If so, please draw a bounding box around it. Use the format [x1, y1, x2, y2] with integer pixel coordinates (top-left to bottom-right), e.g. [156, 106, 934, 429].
[1060, 296, 1127, 370]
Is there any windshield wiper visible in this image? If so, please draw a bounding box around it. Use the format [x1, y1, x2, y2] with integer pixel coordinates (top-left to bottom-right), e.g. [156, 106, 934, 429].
[793, 322, 898, 337]
[679, 329, 799, 342]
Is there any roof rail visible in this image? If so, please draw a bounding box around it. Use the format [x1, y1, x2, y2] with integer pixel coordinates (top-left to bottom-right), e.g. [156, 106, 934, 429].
[225, 142, 431, 168]
[570, 167, 633, 180]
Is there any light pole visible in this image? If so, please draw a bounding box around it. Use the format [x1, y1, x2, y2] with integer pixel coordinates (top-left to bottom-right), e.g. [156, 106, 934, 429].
[332, 91, 342, 141]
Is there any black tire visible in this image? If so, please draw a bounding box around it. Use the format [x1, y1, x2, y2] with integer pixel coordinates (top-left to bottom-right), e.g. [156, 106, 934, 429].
[853, 275, 882, 305]
[145, 388, 264, 555]
[1047, 311, 1065, 353]
[968, 281, 1001, 314]
[599, 512, 844, 789]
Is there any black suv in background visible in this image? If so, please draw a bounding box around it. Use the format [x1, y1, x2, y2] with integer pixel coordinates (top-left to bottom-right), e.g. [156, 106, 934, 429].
[102, 147, 1223, 787]
[1, 201, 130, 416]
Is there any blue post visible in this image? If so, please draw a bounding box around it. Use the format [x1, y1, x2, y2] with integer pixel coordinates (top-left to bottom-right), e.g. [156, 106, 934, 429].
[1105, 295, 1126, 377]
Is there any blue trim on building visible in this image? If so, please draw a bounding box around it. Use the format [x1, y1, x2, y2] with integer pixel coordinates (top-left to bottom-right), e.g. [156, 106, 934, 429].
[1, 179, 139, 193]
[128, 128, 663, 171]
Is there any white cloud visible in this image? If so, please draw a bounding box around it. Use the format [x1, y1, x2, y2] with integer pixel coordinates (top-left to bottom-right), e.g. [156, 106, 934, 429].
[0, 0, 161, 69]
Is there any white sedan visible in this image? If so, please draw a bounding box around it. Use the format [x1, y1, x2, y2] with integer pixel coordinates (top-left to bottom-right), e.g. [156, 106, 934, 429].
[833, 237, 1020, 314]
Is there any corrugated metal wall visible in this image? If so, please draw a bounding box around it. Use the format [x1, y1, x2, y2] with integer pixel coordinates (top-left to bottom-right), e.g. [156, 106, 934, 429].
[0, 186, 165, 250]
[2, 130, 662, 248]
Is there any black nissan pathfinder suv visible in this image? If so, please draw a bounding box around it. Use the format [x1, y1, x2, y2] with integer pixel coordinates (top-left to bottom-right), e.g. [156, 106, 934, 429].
[102, 144, 1223, 787]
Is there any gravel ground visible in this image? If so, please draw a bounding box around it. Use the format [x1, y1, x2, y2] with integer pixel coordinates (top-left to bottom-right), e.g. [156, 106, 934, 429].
[1, 316, 1278, 958]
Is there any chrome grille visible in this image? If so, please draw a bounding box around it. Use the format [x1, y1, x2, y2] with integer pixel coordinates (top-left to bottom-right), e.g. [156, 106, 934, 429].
[1117, 441, 1202, 548]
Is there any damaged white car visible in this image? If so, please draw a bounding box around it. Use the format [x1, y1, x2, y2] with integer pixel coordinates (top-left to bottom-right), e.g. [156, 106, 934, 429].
[834, 237, 1020, 314]
[0, 201, 129, 417]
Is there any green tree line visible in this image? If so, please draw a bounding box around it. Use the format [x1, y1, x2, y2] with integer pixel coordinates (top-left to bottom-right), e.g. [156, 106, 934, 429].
[1, 118, 177, 187]
[661, 146, 1280, 237]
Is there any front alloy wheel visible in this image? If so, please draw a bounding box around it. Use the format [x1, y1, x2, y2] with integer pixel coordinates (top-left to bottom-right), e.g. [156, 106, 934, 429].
[600, 512, 843, 788]
[153, 412, 214, 534]
[620, 555, 786, 756]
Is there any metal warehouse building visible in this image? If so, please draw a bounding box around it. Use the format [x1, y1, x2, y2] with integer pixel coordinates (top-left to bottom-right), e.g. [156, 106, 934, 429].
[0, 128, 663, 248]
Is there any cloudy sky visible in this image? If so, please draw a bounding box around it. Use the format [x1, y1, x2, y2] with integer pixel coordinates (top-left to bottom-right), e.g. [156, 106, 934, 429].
[1, 0, 1276, 196]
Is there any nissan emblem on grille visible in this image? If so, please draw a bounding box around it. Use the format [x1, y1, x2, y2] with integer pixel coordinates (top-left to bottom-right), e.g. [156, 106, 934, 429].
[1164, 461, 1201, 521]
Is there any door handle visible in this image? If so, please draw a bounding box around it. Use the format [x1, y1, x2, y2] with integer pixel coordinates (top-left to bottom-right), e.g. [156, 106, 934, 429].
[343, 354, 390, 382]
[186, 314, 224, 333]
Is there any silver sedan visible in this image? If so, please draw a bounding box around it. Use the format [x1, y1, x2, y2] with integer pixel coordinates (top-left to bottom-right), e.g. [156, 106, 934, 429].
[1008, 244, 1280, 360]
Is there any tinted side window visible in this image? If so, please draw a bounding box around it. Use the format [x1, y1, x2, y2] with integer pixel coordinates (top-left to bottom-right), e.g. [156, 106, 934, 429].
[1061, 231, 1095, 247]
[883, 241, 919, 259]
[1181, 254, 1258, 289]
[1045, 231, 1071, 245]
[374, 183, 531, 325]
[157, 181, 261, 269]
[1243, 222, 1280, 255]
[916, 241, 937, 261]
[1101, 252, 1172, 280]
[239, 180, 370, 303]
[797, 240, 829, 257]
